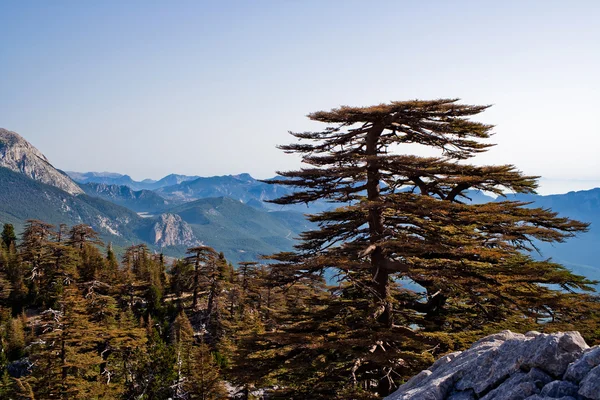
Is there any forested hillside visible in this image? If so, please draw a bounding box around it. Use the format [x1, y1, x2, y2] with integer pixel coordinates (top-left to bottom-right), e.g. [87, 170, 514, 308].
[0, 209, 597, 399]
[0, 163, 311, 265]
[163, 197, 313, 264]
[0, 221, 290, 398]
[1, 100, 600, 399]
[0, 167, 152, 248]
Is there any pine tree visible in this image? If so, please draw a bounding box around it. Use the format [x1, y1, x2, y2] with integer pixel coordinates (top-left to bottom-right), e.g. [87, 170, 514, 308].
[6, 317, 25, 360]
[206, 252, 230, 347]
[19, 220, 56, 303]
[1, 224, 17, 249]
[171, 311, 195, 399]
[0, 250, 13, 309]
[170, 259, 194, 308]
[185, 246, 219, 310]
[124, 318, 176, 400]
[188, 343, 228, 400]
[55, 224, 68, 244]
[2, 241, 27, 314]
[122, 244, 152, 282]
[77, 242, 107, 283]
[5, 378, 35, 400]
[237, 262, 258, 315]
[28, 285, 107, 399]
[102, 309, 146, 395]
[68, 224, 103, 252]
[264, 99, 594, 396]
[104, 242, 121, 284]
[120, 244, 166, 317]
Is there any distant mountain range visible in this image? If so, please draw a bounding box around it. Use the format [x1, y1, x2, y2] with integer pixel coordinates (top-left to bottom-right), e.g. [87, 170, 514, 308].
[79, 182, 179, 213]
[69, 170, 330, 214]
[501, 190, 600, 284]
[0, 129, 309, 264]
[0, 127, 598, 281]
[164, 197, 311, 263]
[67, 171, 201, 191]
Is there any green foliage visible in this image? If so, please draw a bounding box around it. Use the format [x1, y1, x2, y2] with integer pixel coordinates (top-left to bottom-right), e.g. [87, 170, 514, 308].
[0, 165, 317, 267]
[1, 224, 16, 249]
[188, 343, 228, 400]
[1, 96, 600, 399]
[0, 166, 152, 251]
[260, 99, 598, 397]
[0, 219, 238, 399]
[0, 210, 595, 399]
[6, 317, 25, 360]
[125, 321, 177, 400]
[27, 285, 108, 399]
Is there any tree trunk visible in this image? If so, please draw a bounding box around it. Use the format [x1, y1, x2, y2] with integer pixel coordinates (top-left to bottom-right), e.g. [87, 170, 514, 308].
[61, 330, 68, 399]
[365, 123, 391, 326]
[266, 285, 271, 320]
[206, 278, 217, 335]
[192, 257, 200, 309]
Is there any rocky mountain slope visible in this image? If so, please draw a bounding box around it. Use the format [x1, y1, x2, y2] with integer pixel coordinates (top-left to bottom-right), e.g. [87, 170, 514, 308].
[0, 165, 205, 253]
[151, 213, 200, 248]
[152, 173, 201, 189]
[0, 165, 306, 262]
[0, 166, 149, 246]
[65, 169, 600, 279]
[157, 173, 291, 207]
[3, 128, 598, 274]
[387, 330, 600, 400]
[67, 171, 125, 182]
[0, 170, 312, 266]
[157, 173, 337, 213]
[164, 196, 313, 264]
[74, 170, 335, 214]
[0, 132, 313, 263]
[80, 182, 176, 213]
[0, 128, 83, 195]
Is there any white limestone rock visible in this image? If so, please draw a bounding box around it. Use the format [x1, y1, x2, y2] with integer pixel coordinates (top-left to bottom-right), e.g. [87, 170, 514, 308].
[152, 213, 201, 248]
[564, 346, 600, 383]
[385, 331, 594, 400]
[0, 128, 84, 195]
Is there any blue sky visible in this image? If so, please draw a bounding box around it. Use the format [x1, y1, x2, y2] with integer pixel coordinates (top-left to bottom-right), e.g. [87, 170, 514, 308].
[1, 1, 599, 194]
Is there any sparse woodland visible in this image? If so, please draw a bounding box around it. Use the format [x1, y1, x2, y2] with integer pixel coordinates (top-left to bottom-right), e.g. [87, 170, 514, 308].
[0, 99, 599, 399]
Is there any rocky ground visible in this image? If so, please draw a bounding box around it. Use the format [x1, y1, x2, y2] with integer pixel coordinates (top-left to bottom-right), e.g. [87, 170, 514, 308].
[0, 128, 84, 195]
[386, 330, 600, 400]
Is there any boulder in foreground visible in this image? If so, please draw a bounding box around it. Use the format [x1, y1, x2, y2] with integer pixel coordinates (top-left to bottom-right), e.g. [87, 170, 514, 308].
[386, 330, 600, 400]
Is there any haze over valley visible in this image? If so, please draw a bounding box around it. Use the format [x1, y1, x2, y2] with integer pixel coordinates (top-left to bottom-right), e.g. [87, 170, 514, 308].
[2, 2, 599, 398]
[1, 127, 598, 285]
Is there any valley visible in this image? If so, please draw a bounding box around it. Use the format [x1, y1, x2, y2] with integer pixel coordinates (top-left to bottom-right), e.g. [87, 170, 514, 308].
[1, 127, 597, 280]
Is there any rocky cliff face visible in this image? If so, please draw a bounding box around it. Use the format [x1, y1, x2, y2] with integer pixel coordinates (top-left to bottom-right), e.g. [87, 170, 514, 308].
[0, 128, 84, 195]
[80, 182, 172, 213]
[152, 213, 200, 248]
[386, 330, 600, 400]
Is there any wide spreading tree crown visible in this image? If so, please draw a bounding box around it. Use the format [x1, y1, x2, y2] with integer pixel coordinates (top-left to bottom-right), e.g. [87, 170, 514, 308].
[262, 98, 594, 396]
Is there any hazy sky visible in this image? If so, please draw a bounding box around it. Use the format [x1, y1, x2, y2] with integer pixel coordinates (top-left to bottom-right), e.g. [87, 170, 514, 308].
[1, 1, 599, 194]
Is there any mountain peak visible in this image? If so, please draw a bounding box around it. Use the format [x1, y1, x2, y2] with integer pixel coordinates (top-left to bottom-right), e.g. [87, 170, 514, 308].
[0, 128, 84, 195]
[233, 173, 254, 181]
[152, 213, 201, 248]
[0, 128, 49, 162]
[156, 174, 200, 186]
